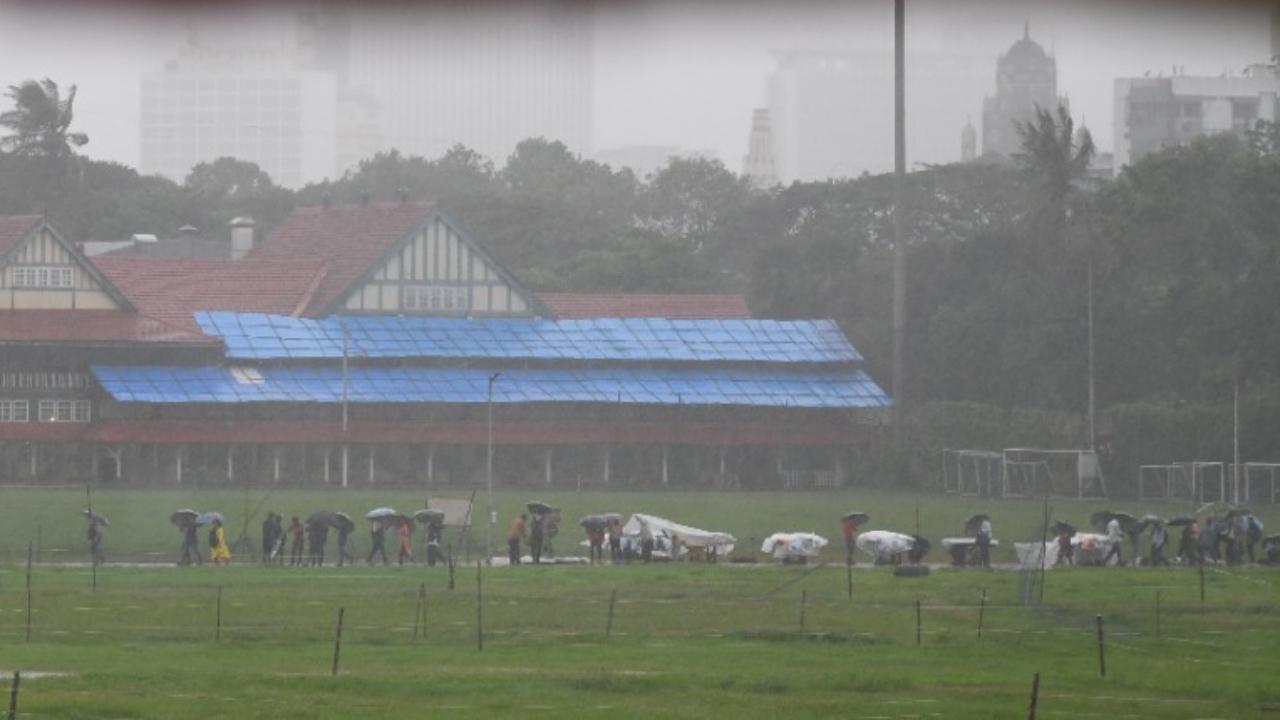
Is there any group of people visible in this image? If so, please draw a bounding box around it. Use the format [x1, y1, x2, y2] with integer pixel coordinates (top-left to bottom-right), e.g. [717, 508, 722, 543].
[176, 517, 230, 566]
[507, 510, 574, 564]
[1052, 509, 1269, 568]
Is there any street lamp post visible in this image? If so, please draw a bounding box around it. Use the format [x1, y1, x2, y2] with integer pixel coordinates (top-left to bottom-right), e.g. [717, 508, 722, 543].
[486, 372, 501, 565]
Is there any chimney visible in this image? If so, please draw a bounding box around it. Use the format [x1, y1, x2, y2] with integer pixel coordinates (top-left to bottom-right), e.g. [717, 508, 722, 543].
[229, 217, 256, 260]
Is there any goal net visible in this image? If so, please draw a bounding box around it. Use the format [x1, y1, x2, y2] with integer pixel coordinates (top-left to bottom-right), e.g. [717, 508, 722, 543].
[941, 449, 1004, 496]
[1242, 463, 1280, 505]
[1001, 448, 1106, 499]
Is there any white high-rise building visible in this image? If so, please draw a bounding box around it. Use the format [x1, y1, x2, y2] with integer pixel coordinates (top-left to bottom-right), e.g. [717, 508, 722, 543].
[140, 43, 337, 189]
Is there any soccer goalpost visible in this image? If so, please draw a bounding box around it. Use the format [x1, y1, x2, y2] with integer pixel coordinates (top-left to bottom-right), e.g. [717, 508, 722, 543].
[1138, 461, 1225, 503]
[941, 449, 1003, 496]
[1000, 448, 1106, 499]
[1242, 462, 1280, 505]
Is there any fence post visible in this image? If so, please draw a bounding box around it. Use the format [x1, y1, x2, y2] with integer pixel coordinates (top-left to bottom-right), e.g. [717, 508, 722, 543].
[846, 557, 853, 601]
[1198, 562, 1205, 605]
[331, 607, 345, 677]
[7, 671, 18, 720]
[1095, 615, 1106, 678]
[25, 542, 32, 643]
[448, 546, 456, 591]
[915, 599, 922, 646]
[215, 586, 223, 642]
[1155, 590, 1161, 638]
[413, 583, 425, 640]
[977, 588, 987, 639]
[605, 588, 617, 638]
[799, 590, 807, 633]
[476, 561, 483, 652]
[1027, 672, 1040, 720]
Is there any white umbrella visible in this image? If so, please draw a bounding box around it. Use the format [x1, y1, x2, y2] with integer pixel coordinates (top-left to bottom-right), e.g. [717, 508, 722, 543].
[366, 507, 400, 521]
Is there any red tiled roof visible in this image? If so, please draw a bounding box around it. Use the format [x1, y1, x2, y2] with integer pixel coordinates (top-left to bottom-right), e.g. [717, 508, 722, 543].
[85, 419, 864, 446]
[538, 293, 752, 319]
[248, 202, 436, 315]
[94, 257, 326, 333]
[0, 215, 41, 257]
[0, 310, 210, 344]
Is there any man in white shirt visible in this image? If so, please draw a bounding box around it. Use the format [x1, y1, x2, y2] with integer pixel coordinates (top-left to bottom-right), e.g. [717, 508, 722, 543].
[1103, 518, 1123, 566]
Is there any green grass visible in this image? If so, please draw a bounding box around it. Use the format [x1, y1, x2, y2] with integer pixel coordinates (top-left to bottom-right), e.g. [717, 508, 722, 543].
[0, 488, 1275, 718]
[3, 486, 1273, 565]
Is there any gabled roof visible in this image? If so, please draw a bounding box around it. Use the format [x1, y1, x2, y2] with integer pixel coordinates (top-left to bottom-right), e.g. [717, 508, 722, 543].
[94, 257, 326, 333]
[246, 202, 545, 317]
[538, 293, 752, 319]
[0, 215, 42, 258]
[0, 310, 211, 345]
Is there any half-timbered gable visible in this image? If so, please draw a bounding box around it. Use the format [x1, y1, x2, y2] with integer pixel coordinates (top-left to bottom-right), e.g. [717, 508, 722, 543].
[0, 216, 131, 311]
[338, 212, 539, 316]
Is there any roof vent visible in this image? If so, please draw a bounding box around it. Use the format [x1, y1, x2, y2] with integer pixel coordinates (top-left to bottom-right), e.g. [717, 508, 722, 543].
[130, 233, 158, 243]
[177, 224, 199, 237]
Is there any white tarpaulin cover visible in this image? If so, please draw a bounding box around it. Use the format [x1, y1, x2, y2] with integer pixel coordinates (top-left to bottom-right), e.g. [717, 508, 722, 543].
[622, 513, 735, 555]
[855, 530, 916, 561]
[761, 532, 828, 559]
[1015, 533, 1116, 568]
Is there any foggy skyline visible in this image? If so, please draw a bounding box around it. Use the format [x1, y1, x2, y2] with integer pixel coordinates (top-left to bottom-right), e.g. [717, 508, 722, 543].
[0, 0, 1272, 181]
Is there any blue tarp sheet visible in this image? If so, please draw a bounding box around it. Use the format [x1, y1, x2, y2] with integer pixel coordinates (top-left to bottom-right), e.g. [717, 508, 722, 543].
[194, 312, 860, 364]
[91, 365, 891, 409]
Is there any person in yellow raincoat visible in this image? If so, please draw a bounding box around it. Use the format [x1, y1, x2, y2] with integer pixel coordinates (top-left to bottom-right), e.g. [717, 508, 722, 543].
[210, 519, 231, 565]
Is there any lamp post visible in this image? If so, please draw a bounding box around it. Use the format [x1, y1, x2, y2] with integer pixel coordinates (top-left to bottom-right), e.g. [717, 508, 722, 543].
[485, 372, 501, 565]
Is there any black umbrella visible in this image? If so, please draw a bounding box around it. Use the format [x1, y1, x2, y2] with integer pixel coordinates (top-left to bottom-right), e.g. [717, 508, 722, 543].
[170, 508, 199, 526]
[579, 514, 607, 530]
[1050, 521, 1076, 536]
[842, 512, 871, 525]
[1112, 512, 1139, 531]
[964, 513, 990, 534]
[414, 508, 446, 526]
[603, 512, 623, 524]
[332, 512, 355, 531]
[1090, 511, 1115, 529]
[307, 510, 338, 528]
[82, 509, 110, 527]
[526, 500, 555, 515]
[1167, 515, 1195, 527]
[1137, 514, 1164, 530]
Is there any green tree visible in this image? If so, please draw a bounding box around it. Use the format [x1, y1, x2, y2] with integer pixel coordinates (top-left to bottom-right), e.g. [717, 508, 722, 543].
[1014, 104, 1094, 245]
[0, 79, 88, 158]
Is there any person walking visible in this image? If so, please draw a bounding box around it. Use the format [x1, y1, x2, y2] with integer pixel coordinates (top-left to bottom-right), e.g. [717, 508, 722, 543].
[587, 525, 605, 564]
[336, 523, 354, 567]
[307, 522, 329, 567]
[507, 514, 527, 565]
[179, 522, 203, 566]
[270, 513, 286, 564]
[607, 517, 623, 563]
[1244, 514, 1264, 563]
[530, 514, 545, 564]
[1178, 521, 1201, 565]
[1102, 517, 1123, 566]
[976, 516, 993, 568]
[261, 512, 277, 565]
[1055, 528, 1074, 566]
[209, 519, 231, 565]
[1149, 521, 1169, 567]
[639, 518, 655, 563]
[287, 516, 305, 566]
[367, 520, 389, 565]
[87, 519, 105, 567]
[841, 514, 860, 565]
[426, 520, 444, 566]
[397, 520, 415, 566]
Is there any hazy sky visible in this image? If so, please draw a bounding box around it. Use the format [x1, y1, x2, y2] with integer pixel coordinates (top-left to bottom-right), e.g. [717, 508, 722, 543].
[0, 0, 1272, 175]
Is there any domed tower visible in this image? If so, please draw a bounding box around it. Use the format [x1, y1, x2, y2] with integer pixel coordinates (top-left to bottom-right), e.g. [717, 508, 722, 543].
[981, 22, 1064, 157]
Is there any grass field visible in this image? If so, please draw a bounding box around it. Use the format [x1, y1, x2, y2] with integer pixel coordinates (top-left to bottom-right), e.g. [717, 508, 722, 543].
[0, 489, 1276, 719]
[2, 486, 1275, 565]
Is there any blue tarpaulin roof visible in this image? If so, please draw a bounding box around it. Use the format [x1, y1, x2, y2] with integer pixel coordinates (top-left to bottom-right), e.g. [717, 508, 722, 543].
[194, 312, 860, 364]
[91, 365, 891, 409]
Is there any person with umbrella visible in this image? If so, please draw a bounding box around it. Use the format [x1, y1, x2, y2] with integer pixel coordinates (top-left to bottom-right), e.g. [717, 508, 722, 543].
[84, 510, 108, 567]
[209, 517, 231, 565]
[1149, 519, 1170, 567]
[507, 513, 527, 565]
[1052, 521, 1075, 566]
[306, 513, 330, 567]
[1174, 517, 1200, 565]
[975, 514, 993, 568]
[530, 512, 546, 564]
[172, 509, 203, 566]
[334, 514, 355, 567]
[1102, 514, 1123, 566]
[1244, 513, 1264, 563]
[842, 512, 868, 565]
[397, 516, 415, 566]
[287, 516, 305, 566]
[367, 519, 389, 565]
[261, 512, 278, 566]
[606, 514, 623, 563]
[581, 516, 606, 564]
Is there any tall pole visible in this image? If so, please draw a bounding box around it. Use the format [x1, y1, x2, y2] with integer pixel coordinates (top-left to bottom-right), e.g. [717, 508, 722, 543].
[341, 317, 350, 488]
[1087, 257, 1096, 451]
[1233, 378, 1240, 505]
[891, 0, 907, 442]
[486, 373, 501, 565]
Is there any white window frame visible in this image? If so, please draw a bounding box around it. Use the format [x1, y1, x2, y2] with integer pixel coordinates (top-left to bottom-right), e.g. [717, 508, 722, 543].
[0, 399, 29, 422]
[10, 266, 73, 289]
[37, 399, 90, 423]
[404, 284, 468, 312]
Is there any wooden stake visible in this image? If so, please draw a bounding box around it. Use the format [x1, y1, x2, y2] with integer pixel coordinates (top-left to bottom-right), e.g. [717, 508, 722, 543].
[414, 583, 426, 641]
[605, 588, 617, 638]
[1027, 672, 1040, 720]
[25, 542, 32, 643]
[1198, 562, 1206, 604]
[1095, 615, 1106, 678]
[216, 585, 223, 642]
[447, 546, 456, 591]
[846, 557, 853, 601]
[332, 607, 345, 677]
[915, 599, 922, 645]
[799, 590, 807, 633]
[1155, 590, 1161, 638]
[977, 588, 987, 639]
[476, 561, 484, 651]
[7, 671, 18, 720]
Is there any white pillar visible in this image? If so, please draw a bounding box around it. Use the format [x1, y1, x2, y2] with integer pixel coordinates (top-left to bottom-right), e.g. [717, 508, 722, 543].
[603, 447, 611, 485]
[115, 445, 122, 481]
[545, 447, 553, 486]
[661, 446, 669, 487]
[341, 444, 349, 488]
[426, 445, 435, 484]
[176, 445, 184, 485]
[226, 444, 234, 483]
[719, 446, 727, 476]
[273, 446, 281, 483]
[30, 443, 37, 476]
[368, 445, 375, 484]
[323, 446, 331, 484]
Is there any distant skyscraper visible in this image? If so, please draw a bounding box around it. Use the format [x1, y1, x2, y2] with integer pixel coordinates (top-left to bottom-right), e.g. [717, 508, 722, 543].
[981, 23, 1064, 158]
[960, 118, 977, 162]
[742, 108, 778, 189]
[767, 50, 871, 183]
[329, 1, 594, 162]
[1113, 65, 1279, 173]
[139, 40, 337, 189]
[1272, 0, 1280, 61]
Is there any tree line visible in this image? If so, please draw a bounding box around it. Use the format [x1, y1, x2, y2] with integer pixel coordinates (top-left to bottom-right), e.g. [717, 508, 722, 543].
[5, 79, 1280, 489]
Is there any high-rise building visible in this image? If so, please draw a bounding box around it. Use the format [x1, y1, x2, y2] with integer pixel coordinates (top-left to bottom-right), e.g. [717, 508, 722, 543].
[981, 23, 1064, 158]
[139, 40, 337, 189]
[767, 50, 871, 183]
[960, 118, 977, 162]
[742, 108, 778, 189]
[1113, 65, 1279, 172]
[331, 1, 594, 162]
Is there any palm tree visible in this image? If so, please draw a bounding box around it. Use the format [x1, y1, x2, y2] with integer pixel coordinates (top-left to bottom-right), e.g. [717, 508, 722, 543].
[1014, 104, 1094, 244]
[0, 78, 89, 158]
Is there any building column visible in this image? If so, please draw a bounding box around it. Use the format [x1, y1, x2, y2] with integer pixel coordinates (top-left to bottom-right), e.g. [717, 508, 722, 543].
[341, 444, 349, 488]
[426, 445, 435, 485]
[602, 446, 611, 485]
[176, 445, 184, 486]
[719, 446, 727, 476]
[324, 446, 331, 485]
[273, 446, 281, 483]
[544, 447, 554, 486]
[114, 445, 123, 482]
[367, 445, 375, 484]
[30, 443, 38, 478]
[661, 446, 669, 487]
[227, 444, 235, 484]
